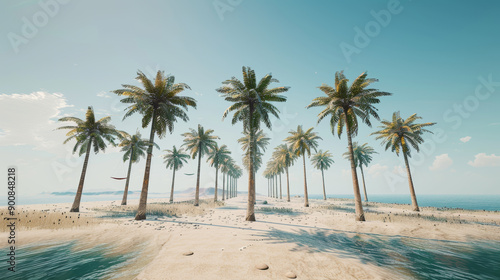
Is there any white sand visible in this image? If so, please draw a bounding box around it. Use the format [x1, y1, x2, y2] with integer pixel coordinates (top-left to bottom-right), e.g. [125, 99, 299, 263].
[1, 195, 499, 279]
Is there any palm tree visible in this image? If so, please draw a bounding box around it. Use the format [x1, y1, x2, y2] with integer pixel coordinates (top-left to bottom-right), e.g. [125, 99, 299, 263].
[113, 70, 196, 220]
[307, 71, 391, 221]
[218, 66, 289, 221]
[285, 125, 322, 207]
[343, 142, 377, 202]
[163, 145, 190, 203]
[371, 112, 435, 211]
[311, 150, 334, 200]
[182, 124, 219, 206]
[57, 106, 124, 212]
[207, 143, 231, 202]
[220, 157, 235, 201]
[119, 131, 157, 205]
[273, 144, 297, 202]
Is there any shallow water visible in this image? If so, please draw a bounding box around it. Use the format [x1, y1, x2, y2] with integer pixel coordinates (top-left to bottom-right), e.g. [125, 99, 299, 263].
[1, 240, 140, 279]
[263, 229, 500, 280]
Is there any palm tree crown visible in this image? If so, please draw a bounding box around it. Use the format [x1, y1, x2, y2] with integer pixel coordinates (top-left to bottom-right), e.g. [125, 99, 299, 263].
[371, 111, 435, 157]
[113, 70, 196, 139]
[218, 66, 289, 131]
[307, 71, 391, 137]
[182, 125, 219, 159]
[119, 131, 156, 163]
[285, 125, 322, 157]
[342, 142, 377, 168]
[58, 106, 123, 155]
[311, 150, 334, 171]
[163, 145, 190, 171]
[207, 143, 231, 169]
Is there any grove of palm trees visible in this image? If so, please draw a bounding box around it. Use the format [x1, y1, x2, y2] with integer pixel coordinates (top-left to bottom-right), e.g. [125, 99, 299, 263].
[57, 68, 437, 223]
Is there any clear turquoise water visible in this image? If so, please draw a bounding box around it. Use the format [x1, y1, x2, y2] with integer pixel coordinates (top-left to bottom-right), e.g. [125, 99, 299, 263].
[0, 241, 139, 280]
[263, 229, 500, 280]
[308, 194, 500, 211]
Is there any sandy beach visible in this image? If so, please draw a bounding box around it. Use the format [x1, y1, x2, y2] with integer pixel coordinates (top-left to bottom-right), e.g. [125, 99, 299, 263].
[2, 194, 499, 279]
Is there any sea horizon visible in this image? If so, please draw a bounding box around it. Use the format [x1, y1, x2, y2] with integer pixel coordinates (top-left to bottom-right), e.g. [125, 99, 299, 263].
[3, 192, 499, 211]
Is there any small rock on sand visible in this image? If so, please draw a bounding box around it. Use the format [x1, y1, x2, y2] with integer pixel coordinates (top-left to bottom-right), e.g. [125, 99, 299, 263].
[255, 263, 269, 270]
[285, 272, 297, 278]
[183, 251, 194, 256]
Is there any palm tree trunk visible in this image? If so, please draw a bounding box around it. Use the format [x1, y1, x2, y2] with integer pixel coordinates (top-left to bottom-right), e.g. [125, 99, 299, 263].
[222, 172, 225, 201]
[271, 175, 274, 198]
[321, 169, 326, 200]
[279, 173, 282, 199]
[302, 154, 309, 207]
[194, 148, 202, 206]
[121, 151, 133, 205]
[404, 153, 419, 211]
[360, 165, 368, 202]
[226, 173, 231, 199]
[214, 167, 219, 202]
[135, 114, 156, 220]
[70, 138, 92, 212]
[345, 121, 365, 221]
[286, 166, 290, 202]
[246, 111, 256, 221]
[169, 169, 176, 203]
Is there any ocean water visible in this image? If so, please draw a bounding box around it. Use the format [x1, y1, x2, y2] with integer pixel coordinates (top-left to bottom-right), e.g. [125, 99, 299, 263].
[263, 229, 500, 280]
[0, 240, 140, 279]
[307, 194, 500, 211]
[1, 193, 499, 211]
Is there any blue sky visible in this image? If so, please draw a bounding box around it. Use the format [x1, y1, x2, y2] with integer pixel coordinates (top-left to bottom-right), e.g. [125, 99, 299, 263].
[1, 0, 499, 202]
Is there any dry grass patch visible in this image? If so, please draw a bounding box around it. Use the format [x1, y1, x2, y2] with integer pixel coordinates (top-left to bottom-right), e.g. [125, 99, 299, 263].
[94, 199, 225, 218]
[0, 208, 98, 232]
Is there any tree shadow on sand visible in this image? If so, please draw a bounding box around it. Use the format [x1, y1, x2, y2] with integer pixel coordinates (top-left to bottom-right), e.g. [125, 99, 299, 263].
[258, 228, 500, 280]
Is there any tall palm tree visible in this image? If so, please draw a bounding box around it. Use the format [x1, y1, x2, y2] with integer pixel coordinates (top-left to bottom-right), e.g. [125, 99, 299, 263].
[119, 131, 158, 205]
[163, 145, 190, 203]
[311, 150, 334, 200]
[207, 143, 231, 202]
[218, 66, 289, 221]
[57, 106, 124, 212]
[285, 125, 322, 207]
[182, 124, 219, 206]
[113, 70, 196, 220]
[343, 142, 377, 202]
[273, 144, 297, 202]
[371, 112, 435, 211]
[220, 157, 235, 201]
[307, 71, 391, 221]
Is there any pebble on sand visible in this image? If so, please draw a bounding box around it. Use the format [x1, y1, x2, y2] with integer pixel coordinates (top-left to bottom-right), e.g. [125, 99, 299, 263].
[285, 272, 297, 279]
[255, 263, 269, 270]
[183, 251, 194, 256]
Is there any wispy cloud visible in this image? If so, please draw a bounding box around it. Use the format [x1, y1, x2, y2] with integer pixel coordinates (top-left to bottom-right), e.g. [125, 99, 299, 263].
[460, 136, 471, 143]
[97, 91, 111, 98]
[468, 153, 500, 167]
